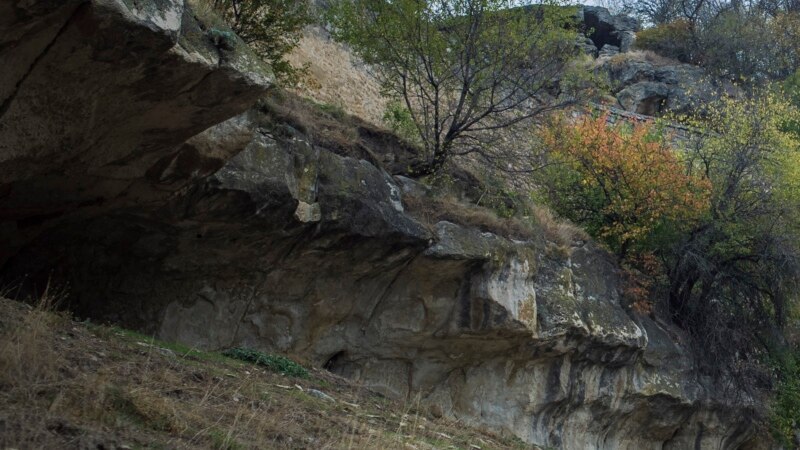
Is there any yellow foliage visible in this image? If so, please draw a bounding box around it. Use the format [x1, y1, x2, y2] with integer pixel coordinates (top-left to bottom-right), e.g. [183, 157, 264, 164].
[540, 114, 711, 257]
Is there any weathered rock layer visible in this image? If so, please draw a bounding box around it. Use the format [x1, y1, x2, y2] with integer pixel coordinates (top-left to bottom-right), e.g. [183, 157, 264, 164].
[0, 0, 271, 263]
[0, 1, 766, 449]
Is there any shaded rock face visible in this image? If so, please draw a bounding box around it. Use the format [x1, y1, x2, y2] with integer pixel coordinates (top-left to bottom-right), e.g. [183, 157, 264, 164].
[0, 1, 766, 449]
[0, 0, 271, 264]
[6, 110, 764, 449]
[598, 56, 731, 115]
[580, 6, 640, 54]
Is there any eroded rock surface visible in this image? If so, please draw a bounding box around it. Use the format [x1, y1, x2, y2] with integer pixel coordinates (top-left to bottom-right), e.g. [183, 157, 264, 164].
[580, 6, 640, 54]
[5, 110, 764, 449]
[0, 0, 271, 263]
[595, 52, 740, 115]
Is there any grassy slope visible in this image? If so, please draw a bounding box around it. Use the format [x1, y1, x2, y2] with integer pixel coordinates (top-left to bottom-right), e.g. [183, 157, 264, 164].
[0, 297, 534, 450]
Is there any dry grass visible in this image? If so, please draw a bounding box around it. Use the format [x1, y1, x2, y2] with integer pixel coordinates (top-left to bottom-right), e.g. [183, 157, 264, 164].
[530, 206, 589, 249]
[0, 297, 534, 449]
[403, 192, 590, 251]
[287, 27, 388, 127]
[260, 90, 420, 172]
[186, 0, 215, 16]
[600, 50, 682, 68]
[263, 90, 361, 155]
[403, 194, 536, 241]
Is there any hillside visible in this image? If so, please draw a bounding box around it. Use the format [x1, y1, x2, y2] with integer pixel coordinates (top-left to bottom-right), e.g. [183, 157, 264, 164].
[0, 297, 530, 449]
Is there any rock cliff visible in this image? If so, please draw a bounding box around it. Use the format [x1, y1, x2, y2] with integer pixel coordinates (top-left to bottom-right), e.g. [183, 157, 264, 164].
[0, 1, 767, 448]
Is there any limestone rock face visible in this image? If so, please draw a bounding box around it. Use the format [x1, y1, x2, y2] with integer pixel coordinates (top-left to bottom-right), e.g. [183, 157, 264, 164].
[0, 0, 271, 263]
[5, 111, 764, 449]
[580, 6, 640, 53]
[597, 55, 733, 115]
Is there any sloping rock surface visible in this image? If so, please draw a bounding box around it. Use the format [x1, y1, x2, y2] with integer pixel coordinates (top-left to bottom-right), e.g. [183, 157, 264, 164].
[596, 55, 738, 115]
[5, 109, 764, 449]
[0, 0, 271, 263]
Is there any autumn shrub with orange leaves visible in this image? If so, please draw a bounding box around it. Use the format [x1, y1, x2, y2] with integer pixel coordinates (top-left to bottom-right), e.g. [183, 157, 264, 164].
[537, 114, 711, 311]
[539, 114, 711, 259]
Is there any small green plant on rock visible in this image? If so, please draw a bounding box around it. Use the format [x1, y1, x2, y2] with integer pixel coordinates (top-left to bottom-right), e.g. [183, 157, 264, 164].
[208, 0, 312, 84]
[222, 347, 309, 378]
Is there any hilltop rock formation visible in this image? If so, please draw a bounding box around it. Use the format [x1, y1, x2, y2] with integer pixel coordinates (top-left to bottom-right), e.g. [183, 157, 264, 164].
[5, 108, 764, 449]
[0, 1, 768, 449]
[595, 53, 736, 115]
[579, 6, 640, 56]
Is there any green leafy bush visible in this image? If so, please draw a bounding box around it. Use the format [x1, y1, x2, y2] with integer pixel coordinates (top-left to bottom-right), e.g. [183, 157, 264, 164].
[209, 0, 312, 83]
[770, 350, 800, 447]
[784, 69, 800, 138]
[382, 100, 419, 145]
[635, 19, 695, 63]
[222, 348, 309, 378]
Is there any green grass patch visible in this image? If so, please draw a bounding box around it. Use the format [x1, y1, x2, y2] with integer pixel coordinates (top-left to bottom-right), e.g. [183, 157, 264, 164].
[208, 428, 245, 450]
[90, 324, 235, 366]
[222, 348, 309, 378]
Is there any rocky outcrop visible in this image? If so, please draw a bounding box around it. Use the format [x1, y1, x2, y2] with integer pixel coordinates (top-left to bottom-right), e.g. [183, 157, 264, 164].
[5, 107, 764, 448]
[579, 6, 640, 55]
[596, 54, 737, 115]
[0, 0, 271, 264]
[0, 1, 767, 449]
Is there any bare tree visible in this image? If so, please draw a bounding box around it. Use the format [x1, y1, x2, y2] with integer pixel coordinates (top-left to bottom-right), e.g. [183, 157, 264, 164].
[327, 0, 585, 175]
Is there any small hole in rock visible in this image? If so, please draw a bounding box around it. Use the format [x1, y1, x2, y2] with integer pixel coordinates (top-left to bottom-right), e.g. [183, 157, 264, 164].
[323, 350, 347, 374]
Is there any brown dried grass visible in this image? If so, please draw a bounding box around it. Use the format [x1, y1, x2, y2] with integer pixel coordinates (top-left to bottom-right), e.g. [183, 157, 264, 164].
[0, 297, 532, 450]
[403, 194, 536, 241]
[602, 49, 682, 68]
[286, 27, 388, 127]
[530, 205, 589, 249]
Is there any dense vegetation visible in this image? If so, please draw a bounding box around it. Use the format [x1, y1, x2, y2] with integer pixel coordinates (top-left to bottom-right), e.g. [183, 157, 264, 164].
[207, 0, 312, 82]
[620, 0, 800, 81]
[541, 88, 800, 443]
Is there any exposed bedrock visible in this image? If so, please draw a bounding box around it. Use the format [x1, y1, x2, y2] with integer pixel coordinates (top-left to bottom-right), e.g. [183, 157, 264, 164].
[579, 6, 640, 54]
[5, 111, 765, 449]
[596, 53, 740, 116]
[0, 0, 271, 263]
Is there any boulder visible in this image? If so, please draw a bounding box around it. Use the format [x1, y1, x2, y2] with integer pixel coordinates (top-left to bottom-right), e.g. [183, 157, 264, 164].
[598, 55, 729, 115]
[599, 44, 621, 58]
[576, 36, 599, 57]
[580, 6, 640, 53]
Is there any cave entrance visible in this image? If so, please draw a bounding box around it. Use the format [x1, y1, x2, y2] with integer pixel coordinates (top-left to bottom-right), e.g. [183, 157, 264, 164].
[584, 14, 620, 50]
[323, 350, 348, 375]
[636, 95, 668, 116]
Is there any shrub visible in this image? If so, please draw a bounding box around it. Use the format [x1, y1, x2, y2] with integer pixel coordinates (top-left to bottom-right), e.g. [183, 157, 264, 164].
[538, 114, 711, 259]
[784, 69, 800, 138]
[770, 349, 800, 447]
[383, 100, 419, 145]
[663, 89, 800, 391]
[222, 348, 309, 378]
[635, 19, 696, 63]
[209, 0, 312, 83]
